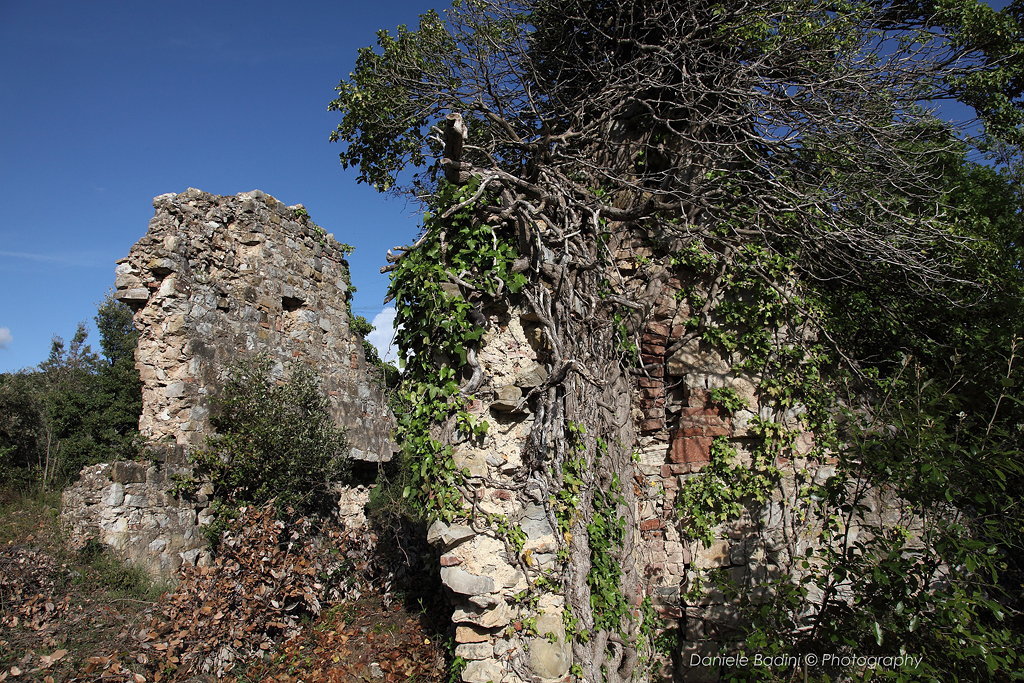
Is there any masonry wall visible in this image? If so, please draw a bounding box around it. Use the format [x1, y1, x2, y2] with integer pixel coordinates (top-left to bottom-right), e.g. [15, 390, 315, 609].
[63, 188, 394, 579]
[422, 232, 915, 683]
[61, 459, 371, 579]
[61, 459, 212, 577]
[113, 187, 393, 462]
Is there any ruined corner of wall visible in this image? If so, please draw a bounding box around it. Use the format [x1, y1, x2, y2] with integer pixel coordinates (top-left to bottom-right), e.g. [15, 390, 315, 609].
[62, 188, 393, 580]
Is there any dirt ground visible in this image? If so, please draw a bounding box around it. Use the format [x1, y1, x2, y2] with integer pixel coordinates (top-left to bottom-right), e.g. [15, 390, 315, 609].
[0, 492, 452, 683]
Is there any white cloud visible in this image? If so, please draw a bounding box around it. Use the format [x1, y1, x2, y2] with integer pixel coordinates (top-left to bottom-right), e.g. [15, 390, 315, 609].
[367, 308, 400, 364]
[0, 328, 11, 349]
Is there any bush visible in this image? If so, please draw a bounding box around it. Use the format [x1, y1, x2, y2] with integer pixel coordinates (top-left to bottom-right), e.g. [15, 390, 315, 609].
[190, 356, 350, 520]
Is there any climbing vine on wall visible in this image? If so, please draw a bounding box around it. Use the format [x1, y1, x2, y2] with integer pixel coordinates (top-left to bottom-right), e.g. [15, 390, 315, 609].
[387, 177, 525, 521]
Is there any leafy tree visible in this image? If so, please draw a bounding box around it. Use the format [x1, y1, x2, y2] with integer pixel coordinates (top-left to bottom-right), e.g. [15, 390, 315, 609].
[37, 322, 101, 487]
[0, 371, 46, 485]
[93, 292, 143, 460]
[331, 1, 1024, 680]
[189, 355, 351, 521]
[0, 294, 143, 489]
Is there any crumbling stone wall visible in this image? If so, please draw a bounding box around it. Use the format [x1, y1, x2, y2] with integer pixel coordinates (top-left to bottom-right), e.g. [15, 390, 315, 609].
[421, 233, 916, 683]
[61, 459, 212, 577]
[62, 188, 393, 578]
[114, 187, 393, 462]
[61, 458, 372, 579]
[424, 304, 573, 683]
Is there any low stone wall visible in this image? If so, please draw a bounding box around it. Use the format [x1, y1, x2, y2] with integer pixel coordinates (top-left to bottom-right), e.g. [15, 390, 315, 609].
[61, 459, 373, 580]
[60, 460, 212, 578]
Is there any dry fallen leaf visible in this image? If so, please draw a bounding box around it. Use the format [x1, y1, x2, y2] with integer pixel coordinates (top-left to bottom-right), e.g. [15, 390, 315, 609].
[38, 649, 67, 668]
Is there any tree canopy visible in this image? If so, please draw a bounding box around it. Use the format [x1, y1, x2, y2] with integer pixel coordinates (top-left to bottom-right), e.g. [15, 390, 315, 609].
[331, 1, 1024, 681]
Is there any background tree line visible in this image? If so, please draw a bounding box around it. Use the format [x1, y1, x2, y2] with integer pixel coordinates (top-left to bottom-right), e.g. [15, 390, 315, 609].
[0, 294, 142, 490]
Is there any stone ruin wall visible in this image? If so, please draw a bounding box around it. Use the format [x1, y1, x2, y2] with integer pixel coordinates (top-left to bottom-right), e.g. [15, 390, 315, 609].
[113, 187, 393, 461]
[57, 189, 913, 675]
[61, 457, 370, 578]
[425, 232, 914, 683]
[62, 188, 388, 578]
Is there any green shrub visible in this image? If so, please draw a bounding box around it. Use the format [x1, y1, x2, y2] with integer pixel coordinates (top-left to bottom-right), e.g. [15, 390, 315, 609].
[190, 356, 351, 520]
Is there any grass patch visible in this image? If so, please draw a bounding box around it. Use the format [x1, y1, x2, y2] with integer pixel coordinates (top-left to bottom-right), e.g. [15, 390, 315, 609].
[75, 538, 167, 601]
[0, 487, 62, 546]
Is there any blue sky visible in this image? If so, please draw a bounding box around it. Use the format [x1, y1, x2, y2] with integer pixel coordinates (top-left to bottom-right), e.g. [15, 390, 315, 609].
[0, 0, 440, 372]
[0, 0, 1014, 372]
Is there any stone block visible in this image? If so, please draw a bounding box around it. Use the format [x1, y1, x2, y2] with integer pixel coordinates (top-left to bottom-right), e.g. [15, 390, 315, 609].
[640, 418, 665, 432]
[646, 321, 670, 338]
[115, 288, 150, 306]
[111, 461, 147, 484]
[455, 624, 492, 644]
[491, 385, 522, 411]
[694, 540, 731, 568]
[441, 567, 495, 596]
[454, 448, 488, 478]
[440, 554, 463, 567]
[530, 613, 570, 679]
[462, 659, 505, 683]
[514, 362, 548, 388]
[454, 643, 493, 661]
[453, 601, 510, 629]
[101, 483, 125, 507]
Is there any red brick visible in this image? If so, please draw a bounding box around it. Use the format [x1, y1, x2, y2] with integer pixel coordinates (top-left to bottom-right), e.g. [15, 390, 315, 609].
[640, 519, 663, 531]
[642, 343, 667, 356]
[641, 353, 663, 366]
[647, 321, 671, 338]
[703, 424, 732, 437]
[669, 436, 712, 464]
[641, 387, 664, 400]
[680, 406, 722, 418]
[660, 464, 673, 478]
[643, 331, 668, 345]
[640, 397, 666, 410]
[646, 365, 665, 378]
[637, 377, 665, 389]
[675, 426, 705, 438]
[439, 554, 463, 566]
[641, 418, 665, 432]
